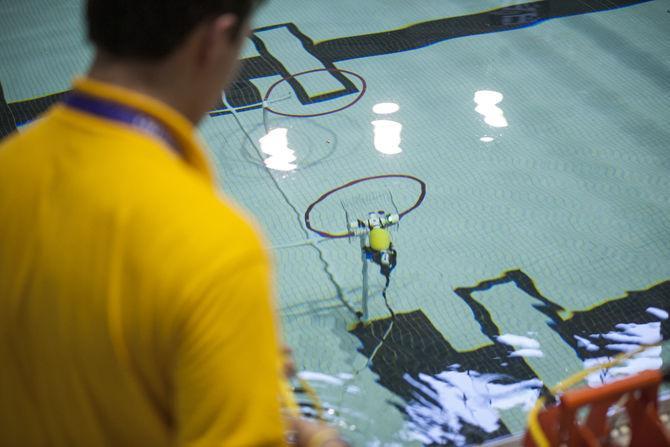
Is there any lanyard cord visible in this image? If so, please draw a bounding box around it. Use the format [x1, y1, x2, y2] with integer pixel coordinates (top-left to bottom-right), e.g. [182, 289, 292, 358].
[63, 91, 181, 155]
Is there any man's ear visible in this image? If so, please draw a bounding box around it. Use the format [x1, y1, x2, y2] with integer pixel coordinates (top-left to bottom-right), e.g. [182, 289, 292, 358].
[197, 14, 240, 65]
[213, 13, 241, 43]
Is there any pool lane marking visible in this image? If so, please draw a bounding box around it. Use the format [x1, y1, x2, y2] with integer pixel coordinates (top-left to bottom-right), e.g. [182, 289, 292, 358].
[263, 68, 366, 118]
[2, 0, 653, 131]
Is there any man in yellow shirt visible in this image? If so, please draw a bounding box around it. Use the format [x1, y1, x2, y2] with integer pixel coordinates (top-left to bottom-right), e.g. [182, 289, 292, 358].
[0, 0, 345, 446]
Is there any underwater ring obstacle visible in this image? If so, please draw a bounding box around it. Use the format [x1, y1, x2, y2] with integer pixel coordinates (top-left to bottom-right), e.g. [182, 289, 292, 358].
[304, 174, 427, 239]
[304, 174, 426, 321]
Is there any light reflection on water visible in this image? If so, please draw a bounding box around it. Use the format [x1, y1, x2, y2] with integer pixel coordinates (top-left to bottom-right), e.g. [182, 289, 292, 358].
[293, 310, 666, 446]
[474, 90, 508, 128]
[372, 120, 403, 155]
[402, 370, 542, 446]
[582, 319, 664, 387]
[259, 127, 298, 172]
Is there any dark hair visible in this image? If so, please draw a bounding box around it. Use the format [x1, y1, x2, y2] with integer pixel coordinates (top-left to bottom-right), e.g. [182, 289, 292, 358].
[87, 0, 265, 60]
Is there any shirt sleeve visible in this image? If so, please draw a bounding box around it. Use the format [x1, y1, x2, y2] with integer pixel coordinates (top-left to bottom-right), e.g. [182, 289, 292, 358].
[174, 250, 286, 447]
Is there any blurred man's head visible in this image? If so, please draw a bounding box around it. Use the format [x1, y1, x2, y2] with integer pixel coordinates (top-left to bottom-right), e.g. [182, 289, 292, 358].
[86, 0, 265, 123]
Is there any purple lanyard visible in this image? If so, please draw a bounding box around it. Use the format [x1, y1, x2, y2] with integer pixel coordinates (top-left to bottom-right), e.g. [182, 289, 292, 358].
[63, 91, 180, 155]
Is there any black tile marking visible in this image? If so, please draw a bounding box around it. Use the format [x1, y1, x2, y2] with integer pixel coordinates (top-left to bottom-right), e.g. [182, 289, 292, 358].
[0, 0, 651, 135]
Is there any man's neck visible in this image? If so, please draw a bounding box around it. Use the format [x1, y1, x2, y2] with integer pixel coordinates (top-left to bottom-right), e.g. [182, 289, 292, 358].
[87, 54, 201, 124]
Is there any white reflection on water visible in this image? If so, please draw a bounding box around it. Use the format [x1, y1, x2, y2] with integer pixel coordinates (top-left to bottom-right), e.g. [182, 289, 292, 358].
[497, 334, 544, 358]
[372, 120, 403, 155]
[294, 370, 367, 435]
[474, 90, 508, 128]
[298, 371, 345, 386]
[373, 102, 400, 114]
[647, 307, 669, 320]
[259, 127, 297, 171]
[296, 371, 361, 396]
[574, 335, 600, 352]
[583, 321, 663, 386]
[402, 370, 542, 446]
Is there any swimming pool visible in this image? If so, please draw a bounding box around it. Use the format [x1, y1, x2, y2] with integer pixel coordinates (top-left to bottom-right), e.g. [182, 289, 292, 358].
[1, 0, 669, 445]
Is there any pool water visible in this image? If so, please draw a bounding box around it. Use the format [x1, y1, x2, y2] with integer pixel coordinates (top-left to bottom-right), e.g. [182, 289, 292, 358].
[1, 0, 669, 445]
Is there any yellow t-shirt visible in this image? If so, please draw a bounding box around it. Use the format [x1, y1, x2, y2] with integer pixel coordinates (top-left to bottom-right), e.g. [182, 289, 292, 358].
[0, 78, 285, 446]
